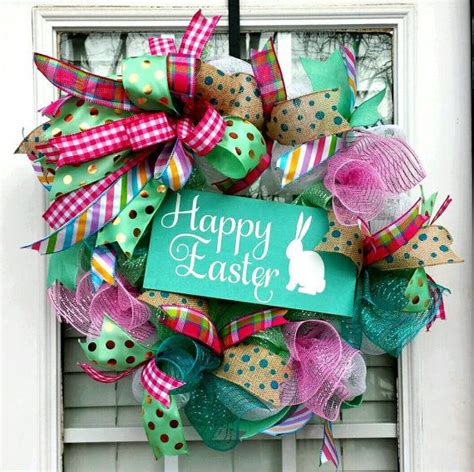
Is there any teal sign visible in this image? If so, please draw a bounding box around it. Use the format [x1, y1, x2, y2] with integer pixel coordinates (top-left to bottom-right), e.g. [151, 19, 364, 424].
[144, 190, 356, 316]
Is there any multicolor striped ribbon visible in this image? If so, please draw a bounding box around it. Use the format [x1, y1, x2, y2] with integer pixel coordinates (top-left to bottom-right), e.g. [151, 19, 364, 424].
[341, 45, 357, 112]
[320, 420, 340, 470]
[159, 305, 222, 354]
[34, 53, 139, 112]
[263, 405, 313, 436]
[31, 158, 54, 190]
[154, 140, 194, 191]
[364, 198, 429, 266]
[219, 308, 288, 350]
[250, 38, 287, 116]
[25, 159, 153, 254]
[276, 135, 343, 187]
[90, 245, 117, 289]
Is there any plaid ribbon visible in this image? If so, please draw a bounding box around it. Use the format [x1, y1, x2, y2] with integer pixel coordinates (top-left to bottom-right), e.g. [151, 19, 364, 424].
[219, 308, 288, 350]
[160, 305, 222, 354]
[250, 38, 287, 116]
[141, 359, 185, 408]
[364, 198, 429, 265]
[167, 53, 196, 99]
[43, 149, 150, 229]
[159, 305, 288, 353]
[34, 53, 138, 112]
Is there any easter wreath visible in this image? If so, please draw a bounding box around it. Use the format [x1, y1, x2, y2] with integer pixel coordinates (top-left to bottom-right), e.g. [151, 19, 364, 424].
[16, 10, 462, 465]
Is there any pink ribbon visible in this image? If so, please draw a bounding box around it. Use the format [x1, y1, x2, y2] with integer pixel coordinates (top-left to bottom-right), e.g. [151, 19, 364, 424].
[39, 107, 225, 168]
[141, 359, 186, 408]
[148, 10, 220, 59]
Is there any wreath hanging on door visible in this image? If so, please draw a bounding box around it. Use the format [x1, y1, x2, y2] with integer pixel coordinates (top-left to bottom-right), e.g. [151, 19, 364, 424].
[16, 10, 461, 466]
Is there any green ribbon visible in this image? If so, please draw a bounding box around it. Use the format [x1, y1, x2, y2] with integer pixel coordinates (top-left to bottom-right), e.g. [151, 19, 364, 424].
[204, 116, 266, 179]
[46, 242, 83, 290]
[80, 315, 154, 370]
[302, 49, 385, 127]
[236, 406, 292, 439]
[403, 267, 431, 313]
[50, 151, 130, 200]
[122, 55, 175, 113]
[142, 393, 188, 460]
[96, 179, 168, 257]
[293, 180, 333, 209]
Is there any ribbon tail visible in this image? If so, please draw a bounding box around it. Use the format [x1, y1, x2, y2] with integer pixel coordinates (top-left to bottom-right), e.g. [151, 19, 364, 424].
[90, 245, 117, 289]
[79, 362, 139, 383]
[154, 140, 194, 191]
[250, 38, 287, 116]
[141, 359, 186, 408]
[179, 9, 220, 57]
[34, 53, 138, 112]
[319, 420, 340, 470]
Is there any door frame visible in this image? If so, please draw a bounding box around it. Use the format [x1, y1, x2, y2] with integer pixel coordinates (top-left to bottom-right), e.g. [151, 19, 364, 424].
[22, 2, 470, 471]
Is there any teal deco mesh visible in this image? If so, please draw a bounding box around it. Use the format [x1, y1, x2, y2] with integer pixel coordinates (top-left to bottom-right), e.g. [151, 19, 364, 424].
[341, 269, 440, 357]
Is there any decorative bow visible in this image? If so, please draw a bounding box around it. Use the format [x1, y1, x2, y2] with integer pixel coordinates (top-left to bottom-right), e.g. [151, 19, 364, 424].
[157, 304, 288, 355]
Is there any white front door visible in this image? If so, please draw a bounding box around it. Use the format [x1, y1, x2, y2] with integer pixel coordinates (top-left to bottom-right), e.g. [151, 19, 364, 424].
[1, 1, 471, 471]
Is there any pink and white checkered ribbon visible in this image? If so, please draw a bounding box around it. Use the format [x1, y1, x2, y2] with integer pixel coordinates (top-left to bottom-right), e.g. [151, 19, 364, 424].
[176, 106, 225, 155]
[148, 10, 220, 59]
[39, 107, 225, 168]
[43, 149, 149, 229]
[141, 359, 185, 408]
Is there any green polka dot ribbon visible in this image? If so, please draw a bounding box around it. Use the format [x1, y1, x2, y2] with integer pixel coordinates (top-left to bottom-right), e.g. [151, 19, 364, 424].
[266, 89, 351, 145]
[204, 116, 267, 179]
[122, 55, 175, 113]
[403, 267, 431, 312]
[49, 151, 131, 200]
[96, 179, 168, 257]
[42, 96, 132, 198]
[79, 315, 154, 370]
[142, 393, 188, 460]
[214, 343, 291, 407]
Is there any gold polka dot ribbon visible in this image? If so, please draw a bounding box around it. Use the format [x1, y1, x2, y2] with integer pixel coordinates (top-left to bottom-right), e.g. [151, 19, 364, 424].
[96, 179, 168, 257]
[122, 55, 176, 113]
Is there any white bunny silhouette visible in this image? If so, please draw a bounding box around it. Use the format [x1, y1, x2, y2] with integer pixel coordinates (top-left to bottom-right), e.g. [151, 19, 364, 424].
[285, 213, 326, 295]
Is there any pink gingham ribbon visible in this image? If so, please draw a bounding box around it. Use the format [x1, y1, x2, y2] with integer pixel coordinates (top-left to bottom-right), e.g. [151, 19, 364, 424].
[148, 10, 220, 58]
[141, 359, 185, 408]
[39, 107, 225, 167]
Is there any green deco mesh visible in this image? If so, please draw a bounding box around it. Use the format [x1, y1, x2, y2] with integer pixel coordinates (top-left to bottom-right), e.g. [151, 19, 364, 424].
[341, 269, 440, 357]
[156, 336, 275, 451]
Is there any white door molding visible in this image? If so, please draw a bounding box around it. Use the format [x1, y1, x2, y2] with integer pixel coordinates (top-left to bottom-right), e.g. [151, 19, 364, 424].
[2, 2, 470, 471]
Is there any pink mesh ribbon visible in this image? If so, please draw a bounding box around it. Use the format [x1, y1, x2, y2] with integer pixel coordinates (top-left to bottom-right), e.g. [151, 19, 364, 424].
[281, 320, 365, 421]
[49, 272, 154, 341]
[324, 132, 426, 225]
